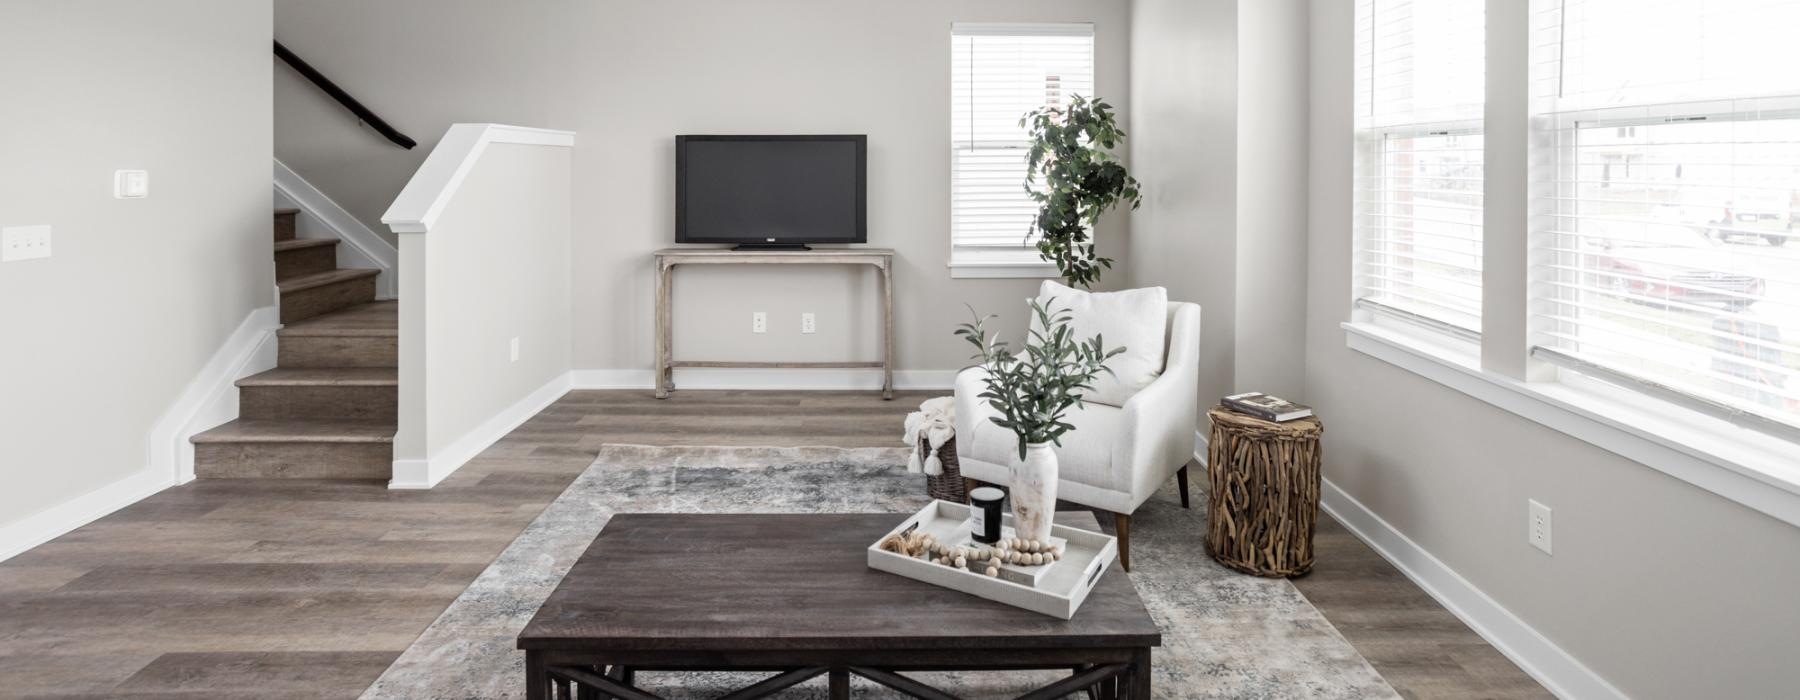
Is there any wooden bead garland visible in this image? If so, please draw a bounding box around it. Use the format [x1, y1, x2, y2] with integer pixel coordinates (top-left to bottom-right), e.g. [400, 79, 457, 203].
[879, 533, 1064, 575]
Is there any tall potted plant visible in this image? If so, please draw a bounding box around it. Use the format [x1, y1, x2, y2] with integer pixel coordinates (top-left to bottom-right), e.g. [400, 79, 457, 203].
[955, 299, 1123, 542]
[1022, 94, 1143, 289]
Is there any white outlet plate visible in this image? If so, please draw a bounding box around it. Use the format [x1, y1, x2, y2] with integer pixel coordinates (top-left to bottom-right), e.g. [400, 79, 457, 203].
[510, 337, 520, 363]
[752, 312, 767, 334]
[2, 225, 52, 262]
[114, 170, 149, 199]
[802, 312, 816, 334]
[1528, 499, 1553, 555]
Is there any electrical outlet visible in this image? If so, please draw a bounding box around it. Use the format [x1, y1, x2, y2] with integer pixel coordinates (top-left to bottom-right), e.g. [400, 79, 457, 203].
[752, 311, 767, 334]
[114, 170, 149, 199]
[1528, 499, 1553, 555]
[801, 312, 816, 334]
[510, 337, 520, 363]
[2, 225, 52, 262]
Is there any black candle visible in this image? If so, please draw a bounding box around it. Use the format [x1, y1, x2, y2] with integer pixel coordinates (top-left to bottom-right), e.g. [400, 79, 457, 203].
[969, 487, 1005, 544]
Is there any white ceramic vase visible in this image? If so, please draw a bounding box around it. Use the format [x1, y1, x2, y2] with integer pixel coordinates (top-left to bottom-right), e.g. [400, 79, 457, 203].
[1010, 442, 1059, 543]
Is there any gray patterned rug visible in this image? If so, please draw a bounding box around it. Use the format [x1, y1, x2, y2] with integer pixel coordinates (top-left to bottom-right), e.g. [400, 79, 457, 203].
[360, 445, 1396, 699]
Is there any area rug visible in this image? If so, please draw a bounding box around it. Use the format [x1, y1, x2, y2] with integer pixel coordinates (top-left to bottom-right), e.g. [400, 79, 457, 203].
[360, 445, 1397, 699]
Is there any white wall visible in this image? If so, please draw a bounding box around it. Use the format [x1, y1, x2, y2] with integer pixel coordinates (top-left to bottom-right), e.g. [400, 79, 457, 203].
[275, 0, 1133, 377]
[0, 2, 272, 534]
[1127, 0, 1238, 406]
[1306, 1, 1800, 697]
[1233, 0, 1309, 400]
[392, 139, 573, 488]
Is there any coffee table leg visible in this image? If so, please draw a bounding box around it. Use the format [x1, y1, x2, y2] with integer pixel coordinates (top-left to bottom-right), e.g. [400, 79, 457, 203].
[1127, 648, 1153, 699]
[526, 651, 548, 700]
[829, 667, 849, 699]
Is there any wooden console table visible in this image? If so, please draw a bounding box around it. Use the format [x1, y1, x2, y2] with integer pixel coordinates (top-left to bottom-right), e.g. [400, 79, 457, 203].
[653, 248, 895, 400]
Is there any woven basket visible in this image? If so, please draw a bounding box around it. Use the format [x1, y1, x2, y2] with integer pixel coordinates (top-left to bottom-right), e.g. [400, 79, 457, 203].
[1204, 407, 1324, 578]
[920, 436, 967, 503]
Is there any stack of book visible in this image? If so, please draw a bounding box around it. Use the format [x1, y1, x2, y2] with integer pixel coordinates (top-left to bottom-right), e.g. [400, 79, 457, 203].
[1220, 392, 1314, 422]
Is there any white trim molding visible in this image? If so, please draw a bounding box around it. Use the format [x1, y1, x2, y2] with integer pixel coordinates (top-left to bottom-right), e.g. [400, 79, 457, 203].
[0, 467, 172, 563]
[1344, 322, 1800, 529]
[148, 304, 282, 484]
[273, 159, 398, 298]
[946, 261, 1060, 279]
[568, 368, 959, 392]
[1320, 477, 1629, 700]
[390, 372, 573, 490]
[382, 124, 576, 235]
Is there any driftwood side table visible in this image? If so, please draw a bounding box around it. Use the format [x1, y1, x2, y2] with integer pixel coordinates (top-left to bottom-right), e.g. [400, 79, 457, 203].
[1204, 406, 1323, 577]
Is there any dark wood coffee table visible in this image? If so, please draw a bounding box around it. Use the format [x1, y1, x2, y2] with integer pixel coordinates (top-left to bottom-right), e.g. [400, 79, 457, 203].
[518, 512, 1160, 699]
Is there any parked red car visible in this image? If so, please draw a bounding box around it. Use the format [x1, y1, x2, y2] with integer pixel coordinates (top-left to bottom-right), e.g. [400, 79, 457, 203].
[1585, 212, 1766, 311]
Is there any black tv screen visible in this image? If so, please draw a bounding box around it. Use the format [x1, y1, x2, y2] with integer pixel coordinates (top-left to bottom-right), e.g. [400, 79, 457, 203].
[676, 135, 867, 245]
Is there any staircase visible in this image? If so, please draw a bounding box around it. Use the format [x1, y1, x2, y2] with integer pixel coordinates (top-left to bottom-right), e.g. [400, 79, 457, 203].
[191, 208, 396, 479]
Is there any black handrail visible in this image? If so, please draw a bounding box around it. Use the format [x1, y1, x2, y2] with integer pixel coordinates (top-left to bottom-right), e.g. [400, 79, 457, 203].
[274, 41, 416, 150]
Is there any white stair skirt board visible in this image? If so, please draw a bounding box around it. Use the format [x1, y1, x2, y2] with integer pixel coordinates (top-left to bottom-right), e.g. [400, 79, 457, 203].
[568, 368, 958, 391]
[1319, 478, 1628, 700]
[1, 304, 280, 563]
[274, 158, 398, 299]
[389, 372, 574, 490]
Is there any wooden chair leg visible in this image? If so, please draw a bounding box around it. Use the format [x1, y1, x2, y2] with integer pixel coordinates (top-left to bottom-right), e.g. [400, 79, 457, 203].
[1177, 465, 1191, 509]
[1114, 513, 1131, 572]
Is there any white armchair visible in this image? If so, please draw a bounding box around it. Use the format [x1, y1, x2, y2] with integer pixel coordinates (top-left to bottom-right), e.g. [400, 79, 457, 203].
[954, 302, 1201, 571]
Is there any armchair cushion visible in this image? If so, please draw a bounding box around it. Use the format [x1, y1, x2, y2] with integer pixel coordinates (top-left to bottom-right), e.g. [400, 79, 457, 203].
[1031, 281, 1168, 407]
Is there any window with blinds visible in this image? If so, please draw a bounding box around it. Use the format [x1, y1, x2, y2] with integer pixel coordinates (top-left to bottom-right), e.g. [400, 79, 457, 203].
[1530, 0, 1800, 435]
[950, 23, 1094, 271]
[1353, 0, 1486, 336]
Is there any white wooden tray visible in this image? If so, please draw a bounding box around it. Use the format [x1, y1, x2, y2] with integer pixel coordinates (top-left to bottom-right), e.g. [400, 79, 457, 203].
[866, 500, 1119, 619]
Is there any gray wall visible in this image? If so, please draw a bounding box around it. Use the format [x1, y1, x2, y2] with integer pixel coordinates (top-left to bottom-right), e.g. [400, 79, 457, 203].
[275, 0, 1133, 375]
[1126, 0, 1238, 407]
[0, 1, 273, 528]
[1305, 1, 1800, 697]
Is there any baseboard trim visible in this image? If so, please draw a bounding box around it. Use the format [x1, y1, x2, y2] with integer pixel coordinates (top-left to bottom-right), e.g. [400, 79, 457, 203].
[147, 304, 281, 484]
[568, 368, 958, 391]
[274, 158, 398, 299]
[389, 372, 574, 490]
[1192, 429, 1208, 469]
[1319, 478, 1627, 700]
[0, 467, 172, 563]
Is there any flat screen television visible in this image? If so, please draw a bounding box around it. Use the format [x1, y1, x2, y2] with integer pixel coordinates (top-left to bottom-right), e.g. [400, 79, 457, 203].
[676, 135, 867, 249]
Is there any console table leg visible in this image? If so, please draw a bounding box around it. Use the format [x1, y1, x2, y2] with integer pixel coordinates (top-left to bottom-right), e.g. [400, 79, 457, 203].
[880, 262, 893, 400]
[655, 262, 672, 399]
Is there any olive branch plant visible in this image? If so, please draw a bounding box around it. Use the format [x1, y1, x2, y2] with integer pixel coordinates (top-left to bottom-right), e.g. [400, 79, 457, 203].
[955, 298, 1125, 461]
[1022, 94, 1143, 289]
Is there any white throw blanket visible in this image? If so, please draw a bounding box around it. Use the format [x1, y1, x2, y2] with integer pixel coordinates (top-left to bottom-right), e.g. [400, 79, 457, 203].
[902, 396, 956, 476]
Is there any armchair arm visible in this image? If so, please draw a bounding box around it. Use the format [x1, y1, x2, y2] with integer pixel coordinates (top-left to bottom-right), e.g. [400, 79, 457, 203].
[953, 365, 994, 461]
[1113, 303, 1202, 511]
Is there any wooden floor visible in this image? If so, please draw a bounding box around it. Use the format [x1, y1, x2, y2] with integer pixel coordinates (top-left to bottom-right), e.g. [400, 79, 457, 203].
[0, 390, 1549, 699]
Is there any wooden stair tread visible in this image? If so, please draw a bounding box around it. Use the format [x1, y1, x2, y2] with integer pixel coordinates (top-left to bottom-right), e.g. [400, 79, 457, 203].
[278, 267, 380, 294]
[237, 367, 396, 387]
[274, 238, 338, 252]
[193, 419, 395, 444]
[279, 301, 397, 337]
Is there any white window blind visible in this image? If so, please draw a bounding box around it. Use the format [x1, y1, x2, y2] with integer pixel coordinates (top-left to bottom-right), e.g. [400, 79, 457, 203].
[951, 23, 1094, 268]
[1353, 0, 1487, 336]
[1531, 0, 1800, 435]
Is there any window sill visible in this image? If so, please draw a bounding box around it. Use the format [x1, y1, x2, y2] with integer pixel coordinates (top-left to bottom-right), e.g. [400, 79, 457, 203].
[946, 261, 1059, 279]
[1343, 321, 1800, 529]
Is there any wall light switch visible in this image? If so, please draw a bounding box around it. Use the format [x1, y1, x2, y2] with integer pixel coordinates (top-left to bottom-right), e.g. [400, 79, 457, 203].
[2, 225, 52, 262]
[114, 170, 149, 199]
[752, 312, 768, 334]
[510, 337, 521, 363]
[801, 312, 816, 334]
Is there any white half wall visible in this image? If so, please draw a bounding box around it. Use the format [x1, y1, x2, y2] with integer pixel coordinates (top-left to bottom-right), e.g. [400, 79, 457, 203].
[0, 1, 273, 554]
[386, 126, 575, 489]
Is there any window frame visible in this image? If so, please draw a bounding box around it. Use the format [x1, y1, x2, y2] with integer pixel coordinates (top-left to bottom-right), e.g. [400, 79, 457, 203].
[1343, 0, 1800, 528]
[947, 22, 1093, 279]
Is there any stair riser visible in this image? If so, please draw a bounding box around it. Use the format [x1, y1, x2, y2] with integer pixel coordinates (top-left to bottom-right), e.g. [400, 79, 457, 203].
[278, 335, 397, 368]
[275, 244, 337, 281]
[275, 212, 297, 242]
[281, 275, 377, 324]
[239, 385, 397, 422]
[196, 442, 390, 479]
